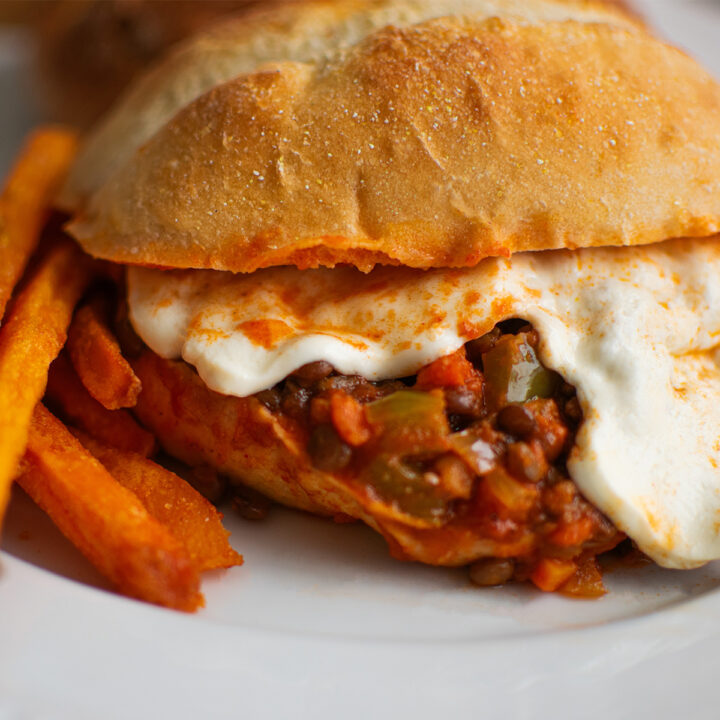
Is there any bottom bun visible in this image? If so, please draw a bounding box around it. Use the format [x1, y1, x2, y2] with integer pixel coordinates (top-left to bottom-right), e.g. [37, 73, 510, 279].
[132, 349, 359, 518]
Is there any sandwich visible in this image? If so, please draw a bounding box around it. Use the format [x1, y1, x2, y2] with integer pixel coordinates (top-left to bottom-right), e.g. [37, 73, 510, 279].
[58, 0, 720, 595]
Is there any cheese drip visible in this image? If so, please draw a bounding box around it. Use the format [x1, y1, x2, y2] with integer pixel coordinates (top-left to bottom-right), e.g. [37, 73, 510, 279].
[128, 238, 720, 569]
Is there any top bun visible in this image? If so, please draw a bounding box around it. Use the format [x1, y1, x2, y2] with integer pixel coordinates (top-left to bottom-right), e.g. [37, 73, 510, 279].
[64, 0, 720, 272]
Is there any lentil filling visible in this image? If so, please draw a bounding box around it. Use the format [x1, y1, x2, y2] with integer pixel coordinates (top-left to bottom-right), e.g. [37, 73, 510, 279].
[255, 320, 624, 596]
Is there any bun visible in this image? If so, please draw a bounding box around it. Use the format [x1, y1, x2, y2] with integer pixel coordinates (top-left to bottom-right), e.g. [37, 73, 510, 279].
[69, 12, 720, 271]
[60, 0, 639, 209]
[61, 1, 706, 272]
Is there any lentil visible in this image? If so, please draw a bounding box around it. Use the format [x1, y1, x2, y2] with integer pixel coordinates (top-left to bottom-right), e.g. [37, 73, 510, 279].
[469, 558, 515, 586]
[308, 424, 352, 471]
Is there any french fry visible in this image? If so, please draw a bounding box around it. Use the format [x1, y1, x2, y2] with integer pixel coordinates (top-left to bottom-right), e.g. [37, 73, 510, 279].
[0, 127, 78, 322]
[67, 298, 142, 409]
[75, 431, 243, 572]
[46, 353, 156, 456]
[0, 240, 91, 527]
[19, 404, 203, 612]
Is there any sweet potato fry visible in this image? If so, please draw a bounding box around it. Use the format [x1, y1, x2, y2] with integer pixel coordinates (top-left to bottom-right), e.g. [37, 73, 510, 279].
[0, 127, 78, 321]
[0, 240, 91, 526]
[19, 404, 203, 611]
[67, 298, 142, 409]
[46, 353, 155, 456]
[75, 431, 243, 572]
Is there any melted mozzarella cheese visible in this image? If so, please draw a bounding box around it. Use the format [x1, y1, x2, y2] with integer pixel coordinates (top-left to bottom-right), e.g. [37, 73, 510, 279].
[128, 238, 720, 569]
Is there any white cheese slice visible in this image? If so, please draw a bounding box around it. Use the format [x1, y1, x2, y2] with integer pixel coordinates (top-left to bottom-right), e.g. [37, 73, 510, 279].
[128, 238, 720, 569]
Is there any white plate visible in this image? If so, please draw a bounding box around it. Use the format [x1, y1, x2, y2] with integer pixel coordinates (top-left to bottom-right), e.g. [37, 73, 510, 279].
[2, 3, 720, 718]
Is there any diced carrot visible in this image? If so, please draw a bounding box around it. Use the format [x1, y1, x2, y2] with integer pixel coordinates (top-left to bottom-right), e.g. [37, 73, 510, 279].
[415, 347, 478, 389]
[548, 516, 595, 548]
[530, 557, 578, 592]
[330, 392, 371, 446]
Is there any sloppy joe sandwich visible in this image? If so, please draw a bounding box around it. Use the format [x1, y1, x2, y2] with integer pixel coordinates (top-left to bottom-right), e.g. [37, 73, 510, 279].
[60, 0, 720, 594]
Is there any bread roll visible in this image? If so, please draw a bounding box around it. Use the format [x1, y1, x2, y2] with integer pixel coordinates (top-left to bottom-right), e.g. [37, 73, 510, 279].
[65, 2, 720, 272]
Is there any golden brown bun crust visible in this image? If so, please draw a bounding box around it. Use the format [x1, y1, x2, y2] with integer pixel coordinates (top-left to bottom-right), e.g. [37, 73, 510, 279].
[66, 11, 720, 272]
[60, 0, 638, 210]
[68, 13, 720, 271]
[132, 350, 525, 566]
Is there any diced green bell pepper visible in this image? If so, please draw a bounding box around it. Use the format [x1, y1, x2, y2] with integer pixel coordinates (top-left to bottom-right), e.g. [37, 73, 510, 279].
[363, 455, 447, 523]
[365, 390, 449, 455]
[482, 332, 557, 409]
